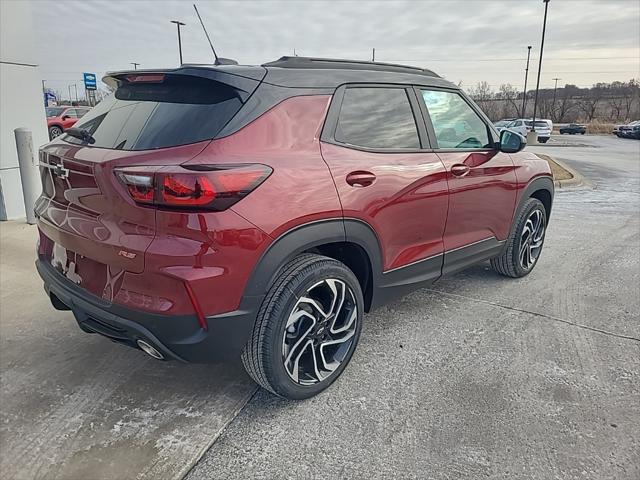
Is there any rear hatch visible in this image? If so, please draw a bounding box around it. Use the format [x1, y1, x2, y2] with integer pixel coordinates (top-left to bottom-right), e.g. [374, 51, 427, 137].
[36, 67, 264, 283]
[525, 120, 551, 135]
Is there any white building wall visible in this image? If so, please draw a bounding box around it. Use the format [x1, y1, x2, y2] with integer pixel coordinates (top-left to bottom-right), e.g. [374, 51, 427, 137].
[1, 0, 49, 220]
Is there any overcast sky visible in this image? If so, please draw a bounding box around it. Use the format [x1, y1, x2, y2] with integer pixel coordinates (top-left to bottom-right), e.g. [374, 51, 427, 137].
[32, 0, 639, 100]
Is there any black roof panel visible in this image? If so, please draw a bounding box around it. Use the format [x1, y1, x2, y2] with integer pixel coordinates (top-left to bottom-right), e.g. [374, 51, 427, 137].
[261, 56, 454, 89]
[263, 56, 440, 77]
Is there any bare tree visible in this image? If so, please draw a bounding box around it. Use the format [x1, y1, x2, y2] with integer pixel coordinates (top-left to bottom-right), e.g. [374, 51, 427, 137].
[467, 81, 499, 120]
[577, 85, 605, 122]
[497, 84, 520, 119]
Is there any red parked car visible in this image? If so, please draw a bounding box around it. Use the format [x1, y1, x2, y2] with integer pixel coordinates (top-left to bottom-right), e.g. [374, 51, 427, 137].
[35, 58, 553, 399]
[46, 106, 90, 139]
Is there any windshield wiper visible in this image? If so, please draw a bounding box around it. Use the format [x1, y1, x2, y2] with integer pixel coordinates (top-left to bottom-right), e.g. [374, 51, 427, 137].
[65, 127, 95, 144]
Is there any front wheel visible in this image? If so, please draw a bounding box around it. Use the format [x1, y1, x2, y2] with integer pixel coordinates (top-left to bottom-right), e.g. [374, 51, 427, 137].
[491, 198, 547, 278]
[242, 254, 363, 399]
[48, 126, 63, 139]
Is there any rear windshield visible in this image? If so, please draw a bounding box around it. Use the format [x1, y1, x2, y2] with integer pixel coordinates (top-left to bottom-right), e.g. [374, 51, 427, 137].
[63, 75, 244, 150]
[525, 121, 548, 127]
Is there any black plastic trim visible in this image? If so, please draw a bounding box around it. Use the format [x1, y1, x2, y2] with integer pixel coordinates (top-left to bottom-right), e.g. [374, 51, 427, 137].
[36, 259, 258, 363]
[442, 237, 506, 275]
[517, 176, 555, 219]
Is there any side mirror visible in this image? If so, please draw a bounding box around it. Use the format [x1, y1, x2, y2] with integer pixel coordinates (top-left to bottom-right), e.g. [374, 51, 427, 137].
[61, 115, 70, 120]
[499, 129, 526, 153]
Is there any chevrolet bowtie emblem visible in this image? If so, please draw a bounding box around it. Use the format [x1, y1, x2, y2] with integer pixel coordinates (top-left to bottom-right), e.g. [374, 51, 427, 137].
[53, 163, 69, 179]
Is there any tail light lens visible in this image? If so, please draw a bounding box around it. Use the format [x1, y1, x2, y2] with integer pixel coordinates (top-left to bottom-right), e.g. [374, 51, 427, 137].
[115, 164, 272, 211]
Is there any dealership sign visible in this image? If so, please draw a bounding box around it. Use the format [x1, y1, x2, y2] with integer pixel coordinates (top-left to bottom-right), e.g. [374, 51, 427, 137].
[83, 72, 97, 90]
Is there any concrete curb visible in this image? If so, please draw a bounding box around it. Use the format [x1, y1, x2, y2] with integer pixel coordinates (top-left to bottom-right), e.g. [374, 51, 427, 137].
[534, 153, 593, 190]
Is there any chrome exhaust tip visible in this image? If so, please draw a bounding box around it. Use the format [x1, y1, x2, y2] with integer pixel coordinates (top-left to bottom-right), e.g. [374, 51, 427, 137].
[136, 339, 164, 360]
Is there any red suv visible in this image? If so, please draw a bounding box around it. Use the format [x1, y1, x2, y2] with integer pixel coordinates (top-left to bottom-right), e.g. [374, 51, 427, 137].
[46, 106, 90, 139]
[35, 58, 553, 399]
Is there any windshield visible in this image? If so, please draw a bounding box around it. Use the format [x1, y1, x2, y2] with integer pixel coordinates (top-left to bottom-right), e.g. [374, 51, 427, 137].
[64, 75, 245, 150]
[46, 107, 65, 117]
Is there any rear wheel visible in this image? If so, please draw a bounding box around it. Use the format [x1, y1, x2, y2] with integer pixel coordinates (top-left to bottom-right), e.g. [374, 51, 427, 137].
[491, 198, 547, 278]
[241, 254, 363, 399]
[48, 126, 63, 139]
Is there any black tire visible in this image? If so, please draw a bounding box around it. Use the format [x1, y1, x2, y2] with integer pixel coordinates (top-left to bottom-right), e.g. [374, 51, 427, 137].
[491, 198, 547, 278]
[241, 253, 364, 399]
[539, 138, 548, 143]
[48, 125, 63, 139]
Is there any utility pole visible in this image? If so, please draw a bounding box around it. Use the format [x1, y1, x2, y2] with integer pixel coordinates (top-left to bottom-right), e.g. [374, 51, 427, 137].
[521, 46, 532, 117]
[68, 84, 72, 103]
[170, 20, 186, 65]
[73, 84, 78, 103]
[372, 48, 375, 62]
[552, 77, 561, 121]
[131, 62, 140, 70]
[532, 0, 551, 133]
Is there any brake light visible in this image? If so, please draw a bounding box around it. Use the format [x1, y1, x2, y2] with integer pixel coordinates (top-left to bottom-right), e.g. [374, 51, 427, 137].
[162, 174, 216, 206]
[125, 73, 165, 83]
[115, 164, 272, 211]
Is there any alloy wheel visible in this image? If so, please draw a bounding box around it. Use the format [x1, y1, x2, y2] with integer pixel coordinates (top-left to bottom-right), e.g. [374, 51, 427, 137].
[49, 127, 63, 139]
[282, 278, 358, 386]
[519, 208, 545, 270]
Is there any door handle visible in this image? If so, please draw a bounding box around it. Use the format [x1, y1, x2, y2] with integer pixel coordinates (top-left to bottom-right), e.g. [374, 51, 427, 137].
[451, 164, 471, 177]
[346, 171, 376, 187]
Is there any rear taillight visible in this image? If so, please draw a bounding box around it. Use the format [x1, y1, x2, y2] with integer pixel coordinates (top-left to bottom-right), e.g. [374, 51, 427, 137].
[115, 164, 272, 211]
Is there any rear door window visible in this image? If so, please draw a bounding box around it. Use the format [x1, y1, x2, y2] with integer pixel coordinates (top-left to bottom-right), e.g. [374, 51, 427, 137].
[335, 87, 420, 150]
[420, 90, 491, 149]
[64, 75, 244, 150]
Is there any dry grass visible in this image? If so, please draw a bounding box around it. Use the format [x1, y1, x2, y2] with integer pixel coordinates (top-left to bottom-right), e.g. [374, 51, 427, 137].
[553, 120, 615, 135]
[586, 121, 615, 134]
[535, 154, 573, 181]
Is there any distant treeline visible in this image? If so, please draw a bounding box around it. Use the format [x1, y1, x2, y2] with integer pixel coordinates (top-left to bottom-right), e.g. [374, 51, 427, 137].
[464, 79, 639, 123]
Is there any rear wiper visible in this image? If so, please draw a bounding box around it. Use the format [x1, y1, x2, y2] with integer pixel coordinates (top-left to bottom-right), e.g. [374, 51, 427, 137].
[65, 127, 95, 144]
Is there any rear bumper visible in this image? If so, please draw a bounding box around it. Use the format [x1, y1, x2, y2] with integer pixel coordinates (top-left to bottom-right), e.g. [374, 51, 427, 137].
[36, 259, 261, 363]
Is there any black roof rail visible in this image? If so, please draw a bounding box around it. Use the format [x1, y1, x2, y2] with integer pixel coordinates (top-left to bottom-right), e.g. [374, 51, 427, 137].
[263, 56, 440, 78]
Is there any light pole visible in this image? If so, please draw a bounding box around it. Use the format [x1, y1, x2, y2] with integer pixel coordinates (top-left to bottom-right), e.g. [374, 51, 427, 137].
[170, 20, 186, 65]
[131, 62, 140, 70]
[531, 0, 550, 134]
[521, 46, 532, 117]
[552, 77, 561, 121]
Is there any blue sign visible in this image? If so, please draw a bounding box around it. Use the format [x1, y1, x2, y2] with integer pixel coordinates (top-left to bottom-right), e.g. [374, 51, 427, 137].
[83, 72, 97, 90]
[44, 90, 57, 107]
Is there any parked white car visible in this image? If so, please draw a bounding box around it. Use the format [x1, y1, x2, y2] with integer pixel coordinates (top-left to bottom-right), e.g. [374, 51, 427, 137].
[504, 119, 551, 143]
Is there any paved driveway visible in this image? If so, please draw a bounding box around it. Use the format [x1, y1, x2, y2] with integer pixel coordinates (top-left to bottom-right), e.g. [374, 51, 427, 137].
[1, 135, 638, 480]
[187, 135, 639, 479]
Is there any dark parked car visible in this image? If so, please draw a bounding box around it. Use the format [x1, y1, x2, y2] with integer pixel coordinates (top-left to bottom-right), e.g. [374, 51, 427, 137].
[35, 57, 553, 399]
[617, 121, 640, 139]
[559, 123, 586, 135]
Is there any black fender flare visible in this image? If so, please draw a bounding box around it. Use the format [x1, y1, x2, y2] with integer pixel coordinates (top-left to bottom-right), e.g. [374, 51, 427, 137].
[510, 176, 554, 235]
[242, 218, 383, 299]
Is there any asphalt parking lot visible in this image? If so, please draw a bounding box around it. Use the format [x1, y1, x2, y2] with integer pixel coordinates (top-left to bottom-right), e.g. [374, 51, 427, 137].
[1, 135, 638, 480]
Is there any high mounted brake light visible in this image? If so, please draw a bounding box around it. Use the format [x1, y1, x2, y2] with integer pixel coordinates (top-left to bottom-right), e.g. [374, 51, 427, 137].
[125, 73, 166, 83]
[115, 164, 272, 211]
